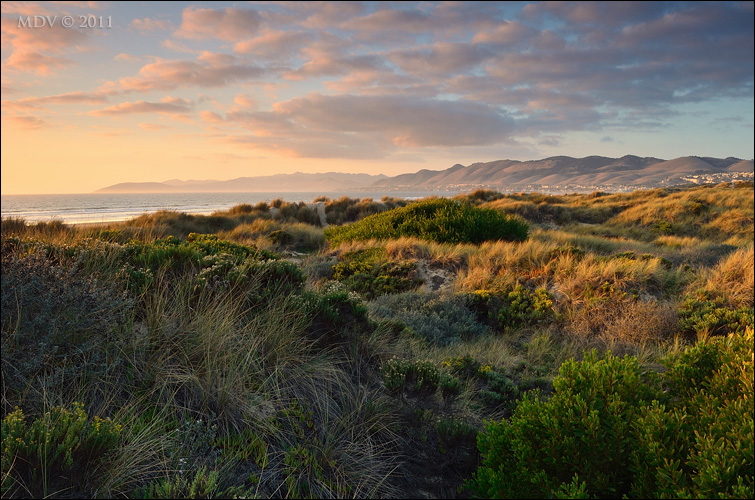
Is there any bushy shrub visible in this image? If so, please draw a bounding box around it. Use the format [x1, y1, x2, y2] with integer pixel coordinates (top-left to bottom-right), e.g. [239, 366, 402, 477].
[380, 357, 440, 395]
[466, 351, 661, 499]
[678, 289, 754, 337]
[442, 355, 519, 409]
[368, 292, 491, 345]
[1, 247, 132, 412]
[467, 329, 755, 499]
[631, 328, 754, 498]
[497, 285, 555, 329]
[1, 402, 122, 498]
[332, 248, 419, 299]
[325, 199, 528, 245]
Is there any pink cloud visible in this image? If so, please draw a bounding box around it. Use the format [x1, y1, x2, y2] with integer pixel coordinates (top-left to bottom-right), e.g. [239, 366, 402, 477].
[1, 2, 53, 16]
[174, 6, 261, 41]
[5, 91, 109, 111]
[4, 50, 73, 75]
[298, 1, 365, 29]
[4, 114, 49, 129]
[389, 42, 491, 77]
[233, 30, 313, 60]
[138, 123, 171, 131]
[472, 21, 538, 45]
[200, 110, 224, 123]
[223, 93, 517, 158]
[89, 97, 193, 116]
[284, 47, 384, 81]
[1, 14, 88, 74]
[112, 52, 264, 92]
[114, 53, 142, 63]
[129, 17, 173, 33]
[233, 94, 256, 109]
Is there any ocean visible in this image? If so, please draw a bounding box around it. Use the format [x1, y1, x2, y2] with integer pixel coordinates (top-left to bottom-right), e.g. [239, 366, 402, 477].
[0, 190, 462, 225]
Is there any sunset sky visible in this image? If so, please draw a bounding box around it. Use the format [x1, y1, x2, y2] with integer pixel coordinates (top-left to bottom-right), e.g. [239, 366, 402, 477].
[1, 1, 753, 194]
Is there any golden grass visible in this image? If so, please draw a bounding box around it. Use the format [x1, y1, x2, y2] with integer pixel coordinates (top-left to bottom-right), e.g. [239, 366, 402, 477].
[696, 245, 754, 308]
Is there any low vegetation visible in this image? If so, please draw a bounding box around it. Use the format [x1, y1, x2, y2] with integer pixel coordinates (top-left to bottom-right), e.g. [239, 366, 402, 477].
[2, 183, 752, 498]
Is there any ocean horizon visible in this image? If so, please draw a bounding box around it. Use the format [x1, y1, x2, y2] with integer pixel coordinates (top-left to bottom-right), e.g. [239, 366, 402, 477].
[0, 190, 464, 225]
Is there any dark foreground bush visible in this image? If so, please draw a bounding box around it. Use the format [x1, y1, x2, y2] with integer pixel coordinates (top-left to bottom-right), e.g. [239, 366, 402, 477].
[467, 328, 754, 499]
[1, 402, 122, 498]
[325, 199, 528, 245]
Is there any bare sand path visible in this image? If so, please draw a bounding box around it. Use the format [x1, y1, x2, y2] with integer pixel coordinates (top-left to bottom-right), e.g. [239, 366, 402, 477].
[312, 201, 328, 227]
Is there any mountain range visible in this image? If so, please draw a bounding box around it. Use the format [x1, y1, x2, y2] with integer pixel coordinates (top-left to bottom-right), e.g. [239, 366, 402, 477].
[95, 155, 754, 193]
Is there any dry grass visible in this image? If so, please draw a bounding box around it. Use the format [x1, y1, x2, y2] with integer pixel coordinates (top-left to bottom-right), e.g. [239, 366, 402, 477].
[695, 245, 754, 308]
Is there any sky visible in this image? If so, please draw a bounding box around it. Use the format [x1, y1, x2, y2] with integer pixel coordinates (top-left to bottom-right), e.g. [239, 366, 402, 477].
[1, 1, 753, 195]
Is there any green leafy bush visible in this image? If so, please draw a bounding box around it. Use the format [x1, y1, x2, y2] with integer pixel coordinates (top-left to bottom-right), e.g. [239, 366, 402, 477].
[631, 328, 754, 499]
[325, 199, 528, 245]
[467, 351, 661, 499]
[368, 292, 491, 345]
[467, 329, 755, 499]
[381, 357, 440, 395]
[497, 285, 555, 329]
[332, 248, 419, 299]
[1, 402, 122, 498]
[678, 289, 754, 337]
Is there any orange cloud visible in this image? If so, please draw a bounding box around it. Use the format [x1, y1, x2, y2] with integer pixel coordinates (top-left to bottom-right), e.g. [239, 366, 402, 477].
[4, 114, 49, 129]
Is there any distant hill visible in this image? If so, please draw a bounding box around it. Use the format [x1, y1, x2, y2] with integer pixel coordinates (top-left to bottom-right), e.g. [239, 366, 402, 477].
[96, 172, 388, 193]
[95, 156, 754, 193]
[372, 155, 754, 190]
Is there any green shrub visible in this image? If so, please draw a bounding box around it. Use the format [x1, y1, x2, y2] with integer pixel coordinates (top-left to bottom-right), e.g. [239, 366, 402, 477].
[325, 198, 528, 245]
[678, 289, 754, 337]
[138, 467, 252, 499]
[1, 403, 122, 498]
[381, 357, 440, 395]
[631, 328, 754, 498]
[467, 329, 755, 499]
[467, 351, 660, 499]
[332, 248, 419, 299]
[498, 285, 555, 329]
[368, 292, 491, 345]
[439, 373, 462, 401]
[435, 417, 478, 454]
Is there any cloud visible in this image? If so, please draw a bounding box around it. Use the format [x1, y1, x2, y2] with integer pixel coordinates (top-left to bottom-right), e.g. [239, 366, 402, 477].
[471, 21, 538, 45]
[114, 53, 142, 63]
[199, 110, 224, 123]
[89, 97, 193, 116]
[4, 114, 49, 129]
[222, 93, 517, 158]
[1, 2, 53, 16]
[138, 123, 171, 131]
[233, 30, 313, 60]
[283, 48, 385, 80]
[112, 52, 264, 92]
[5, 91, 108, 110]
[4, 50, 73, 75]
[388, 42, 492, 77]
[1, 14, 88, 74]
[174, 6, 261, 41]
[341, 8, 434, 39]
[50, 1, 105, 10]
[298, 1, 366, 29]
[129, 17, 173, 33]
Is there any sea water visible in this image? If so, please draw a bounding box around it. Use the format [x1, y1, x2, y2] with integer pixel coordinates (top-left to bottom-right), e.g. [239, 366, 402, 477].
[1, 191, 461, 225]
